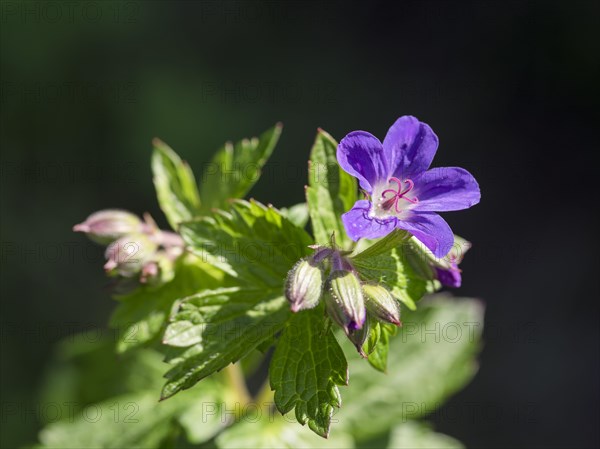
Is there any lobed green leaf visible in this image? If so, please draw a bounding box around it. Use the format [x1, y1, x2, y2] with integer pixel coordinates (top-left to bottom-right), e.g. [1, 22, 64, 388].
[152, 138, 202, 230]
[162, 200, 313, 399]
[199, 124, 283, 212]
[306, 129, 357, 249]
[269, 309, 349, 438]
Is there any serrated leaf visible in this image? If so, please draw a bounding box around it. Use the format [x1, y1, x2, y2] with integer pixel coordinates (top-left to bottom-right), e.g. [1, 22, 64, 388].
[162, 201, 313, 399]
[162, 288, 290, 399]
[109, 255, 223, 353]
[306, 129, 357, 249]
[199, 124, 282, 212]
[180, 199, 313, 285]
[338, 295, 484, 441]
[269, 309, 349, 438]
[152, 138, 202, 230]
[351, 236, 436, 310]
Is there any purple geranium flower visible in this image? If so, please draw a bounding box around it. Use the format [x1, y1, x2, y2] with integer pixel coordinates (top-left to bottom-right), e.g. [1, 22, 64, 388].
[337, 116, 480, 258]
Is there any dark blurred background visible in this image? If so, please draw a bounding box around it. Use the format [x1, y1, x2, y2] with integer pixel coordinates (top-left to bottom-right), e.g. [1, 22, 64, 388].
[1, 0, 598, 447]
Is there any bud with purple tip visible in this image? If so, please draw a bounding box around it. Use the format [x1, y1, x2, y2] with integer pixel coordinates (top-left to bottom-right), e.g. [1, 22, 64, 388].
[326, 254, 366, 332]
[285, 257, 324, 312]
[362, 284, 401, 326]
[347, 318, 370, 358]
[73, 209, 143, 245]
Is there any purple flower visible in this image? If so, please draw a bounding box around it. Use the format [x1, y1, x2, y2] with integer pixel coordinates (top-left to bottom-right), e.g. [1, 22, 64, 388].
[337, 116, 480, 258]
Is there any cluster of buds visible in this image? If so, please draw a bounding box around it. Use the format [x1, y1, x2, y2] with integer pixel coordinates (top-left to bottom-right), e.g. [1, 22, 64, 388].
[285, 245, 401, 356]
[73, 209, 185, 288]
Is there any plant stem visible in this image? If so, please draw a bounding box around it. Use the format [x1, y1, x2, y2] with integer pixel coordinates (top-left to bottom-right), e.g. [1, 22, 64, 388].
[223, 363, 252, 406]
[254, 378, 275, 411]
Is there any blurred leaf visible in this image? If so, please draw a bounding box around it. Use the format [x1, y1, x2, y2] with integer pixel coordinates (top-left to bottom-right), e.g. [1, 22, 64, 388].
[215, 411, 355, 449]
[161, 287, 289, 399]
[38, 390, 184, 449]
[109, 254, 223, 353]
[280, 202, 310, 228]
[36, 337, 226, 449]
[152, 138, 202, 230]
[162, 200, 312, 399]
[306, 129, 357, 249]
[39, 336, 166, 417]
[338, 295, 484, 441]
[385, 421, 464, 449]
[270, 309, 348, 438]
[176, 381, 230, 444]
[199, 124, 283, 212]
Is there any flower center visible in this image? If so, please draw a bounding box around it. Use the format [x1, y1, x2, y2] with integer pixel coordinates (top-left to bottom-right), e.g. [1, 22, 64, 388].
[379, 177, 419, 213]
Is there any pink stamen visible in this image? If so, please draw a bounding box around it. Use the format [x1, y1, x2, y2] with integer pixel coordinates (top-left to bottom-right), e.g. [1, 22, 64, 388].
[380, 176, 419, 213]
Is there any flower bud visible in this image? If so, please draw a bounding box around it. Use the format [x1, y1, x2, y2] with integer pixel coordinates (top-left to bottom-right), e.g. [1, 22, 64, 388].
[435, 235, 471, 288]
[73, 210, 143, 245]
[347, 318, 370, 358]
[362, 284, 401, 326]
[285, 258, 324, 312]
[326, 270, 366, 332]
[104, 233, 158, 277]
[142, 256, 176, 287]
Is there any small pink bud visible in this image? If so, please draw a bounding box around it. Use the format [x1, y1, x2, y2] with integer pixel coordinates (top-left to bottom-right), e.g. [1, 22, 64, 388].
[104, 233, 158, 278]
[73, 209, 143, 245]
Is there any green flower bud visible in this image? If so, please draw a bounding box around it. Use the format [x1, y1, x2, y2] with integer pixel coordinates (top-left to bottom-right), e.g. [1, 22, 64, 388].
[285, 258, 324, 312]
[362, 284, 401, 326]
[73, 209, 143, 245]
[326, 269, 366, 332]
[104, 233, 158, 278]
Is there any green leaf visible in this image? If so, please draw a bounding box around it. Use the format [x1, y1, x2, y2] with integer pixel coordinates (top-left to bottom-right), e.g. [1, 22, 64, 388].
[215, 410, 355, 449]
[351, 235, 436, 310]
[350, 229, 410, 259]
[269, 309, 349, 438]
[280, 202, 310, 228]
[385, 421, 464, 449]
[152, 138, 202, 230]
[162, 200, 313, 399]
[199, 124, 283, 212]
[162, 287, 290, 399]
[338, 295, 484, 441]
[109, 254, 223, 353]
[306, 129, 357, 249]
[366, 322, 397, 373]
[38, 390, 186, 449]
[38, 335, 167, 415]
[36, 336, 226, 449]
[180, 199, 313, 285]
